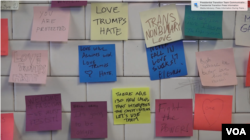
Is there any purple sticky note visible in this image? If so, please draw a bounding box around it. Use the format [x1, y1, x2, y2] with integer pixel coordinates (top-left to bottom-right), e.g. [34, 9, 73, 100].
[71, 102, 107, 139]
[25, 93, 62, 131]
[51, 1, 87, 7]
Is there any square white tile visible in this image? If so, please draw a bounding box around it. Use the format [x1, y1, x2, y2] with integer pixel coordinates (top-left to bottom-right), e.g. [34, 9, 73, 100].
[236, 77, 250, 112]
[1, 76, 14, 111]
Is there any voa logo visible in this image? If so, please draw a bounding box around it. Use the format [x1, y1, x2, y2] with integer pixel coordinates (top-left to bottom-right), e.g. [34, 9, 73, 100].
[226, 128, 246, 135]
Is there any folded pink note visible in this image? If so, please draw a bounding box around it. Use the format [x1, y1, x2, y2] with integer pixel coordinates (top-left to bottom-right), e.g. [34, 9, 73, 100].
[196, 48, 237, 86]
[31, 6, 70, 42]
[9, 50, 49, 84]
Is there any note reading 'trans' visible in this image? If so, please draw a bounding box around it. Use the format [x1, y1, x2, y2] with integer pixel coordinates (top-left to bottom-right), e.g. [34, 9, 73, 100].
[155, 99, 193, 137]
[25, 94, 62, 131]
[31, 6, 70, 42]
[71, 102, 107, 139]
[146, 40, 187, 80]
[1, 113, 14, 140]
[9, 50, 49, 84]
[78, 44, 116, 83]
[112, 87, 151, 124]
[140, 4, 183, 48]
[91, 3, 128, 40]
[196, 48, 237, 86]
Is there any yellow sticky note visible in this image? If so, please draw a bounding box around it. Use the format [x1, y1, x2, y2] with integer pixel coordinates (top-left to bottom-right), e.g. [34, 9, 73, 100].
[91, 3, 128, 40]
[112, 87, 151, 124]
[140, 4, 183, 48]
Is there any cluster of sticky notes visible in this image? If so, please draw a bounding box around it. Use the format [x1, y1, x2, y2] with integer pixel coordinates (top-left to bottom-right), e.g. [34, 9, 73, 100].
[112, 87, 151, 124]
[1, 19, 8, 56]
[9, 50, 49, 84]
[1, 113, 14, 140]
[78, 44, 116, 83]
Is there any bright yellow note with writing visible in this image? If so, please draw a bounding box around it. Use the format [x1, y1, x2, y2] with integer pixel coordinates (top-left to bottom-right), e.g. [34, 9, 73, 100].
[140, 4, 183, 48]
[91, 3, 128, 40]
[112, 87, 151, 124]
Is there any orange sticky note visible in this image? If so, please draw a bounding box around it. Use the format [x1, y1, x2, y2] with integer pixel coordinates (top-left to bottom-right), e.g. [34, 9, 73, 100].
[1, 19, 8, 55]
[194, 94, 232, 131]
[246, 52, 250, 86]
[1, 113, 14, 140]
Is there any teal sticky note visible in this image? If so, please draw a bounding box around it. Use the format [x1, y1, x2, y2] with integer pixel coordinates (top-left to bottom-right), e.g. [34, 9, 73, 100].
[184, 6, 223, 39]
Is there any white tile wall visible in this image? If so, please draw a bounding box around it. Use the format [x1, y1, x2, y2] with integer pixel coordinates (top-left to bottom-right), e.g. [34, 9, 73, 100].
[1, 2, 250, 140]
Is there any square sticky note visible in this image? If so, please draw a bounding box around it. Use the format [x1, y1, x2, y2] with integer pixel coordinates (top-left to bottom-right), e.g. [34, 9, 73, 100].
[78, 44, 116, 83]
[140, 4, 183, 48]
[71, 102, 107, 139]
[196, 48, 237, 86]
[1, 113, 14, 140]
[9, 50, 49, 84]
[146, 40, 187, 80]
[91, 3, 128, 40]
[194, 94, 232, 131]
[155, 99, 193, 137]
[1, 19, 8, 56]
[31, 6, 70, 42]
[51, 1, 87, 7]
[25, 93, 62, 131]
[112, 87, 151, 124]
[184, 5, 223, 39]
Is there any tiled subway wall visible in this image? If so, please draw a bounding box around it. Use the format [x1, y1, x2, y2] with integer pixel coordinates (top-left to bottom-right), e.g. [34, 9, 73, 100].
[1, 1, 250, 140]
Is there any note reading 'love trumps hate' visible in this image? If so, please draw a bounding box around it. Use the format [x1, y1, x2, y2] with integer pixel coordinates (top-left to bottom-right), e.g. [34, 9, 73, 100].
[194, 94, 232, 131]
[196, 48, 237, 86]
[1, 19, 8, 56]
[1, 113, 14, 140]
[155, 99, 193, 137]
[78, 44, 116, 83]
[91, 3, 128, 40]
[25, 94, 62, 131]
[9, 50, 49, 84]
[140, 4, 183, 48]
[31, 6, 70, 42]
[112, 87, 151, 124]
[71, 102, 107, 139]
[146, 40, 187, 80]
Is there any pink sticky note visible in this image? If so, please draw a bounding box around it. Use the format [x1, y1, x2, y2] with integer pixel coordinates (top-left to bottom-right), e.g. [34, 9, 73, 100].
[51, 1, 87, 7]
[1, 113, 14, 140]
[9, 50, 49, 84]
[155, 99, 193, 137]
[71, 102, 107, 139]
[25, 94, 62, 131]
[196, 48, 237, 86]
[31, 6, 70, 42]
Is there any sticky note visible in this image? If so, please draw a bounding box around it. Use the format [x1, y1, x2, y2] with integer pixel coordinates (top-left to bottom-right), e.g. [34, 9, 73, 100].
[78, 44, 116, 83]
[91, 3, 128, 40]
[112, 87, 151, 124]
[248, 1, 250, 7]
[140, 4, 183, 48]
[9, 50, 49, 84]
[25, 94, 62, 131]
[155, 99, 193, 137]
[235, 8, 250, 47]
[1, 113, 14, 140]
[194, 94, 232, 131]
[31, 6, 70, 42]
[184, 6, 223, 39]
[1, 19, 8, 56]
[246, 52, 250, 86]
[71, 102, 107, 139]
[196, 48, 237, 86]
[51, 1, 87, 7]
[146, 40, 187, 80]
[1, 1, 19, 10]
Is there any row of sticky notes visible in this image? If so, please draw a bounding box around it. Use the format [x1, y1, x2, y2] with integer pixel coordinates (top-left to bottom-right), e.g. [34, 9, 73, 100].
[1, 88, 234, 139]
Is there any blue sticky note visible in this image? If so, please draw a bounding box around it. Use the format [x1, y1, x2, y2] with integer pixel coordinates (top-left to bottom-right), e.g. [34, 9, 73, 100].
[146, 40, 187, 80]
[78, 44, 116, 83]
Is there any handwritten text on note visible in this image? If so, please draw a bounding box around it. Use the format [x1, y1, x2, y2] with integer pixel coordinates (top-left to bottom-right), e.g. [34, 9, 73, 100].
[196, 48, 237, 86]
[71, 102, 107, 139]
[1, 1, 19, 10]
[1, 113, 14, 140]
[25, 94, 62, 131]
[31, 6, 70, 42]
[9, 50, 49, 84]
[112, 87, 151, 124]
[155, 99, 193, 136]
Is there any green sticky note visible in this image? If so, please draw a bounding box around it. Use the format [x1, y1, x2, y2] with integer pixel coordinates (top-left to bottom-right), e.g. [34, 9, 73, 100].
[184, 6, 223, 39]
